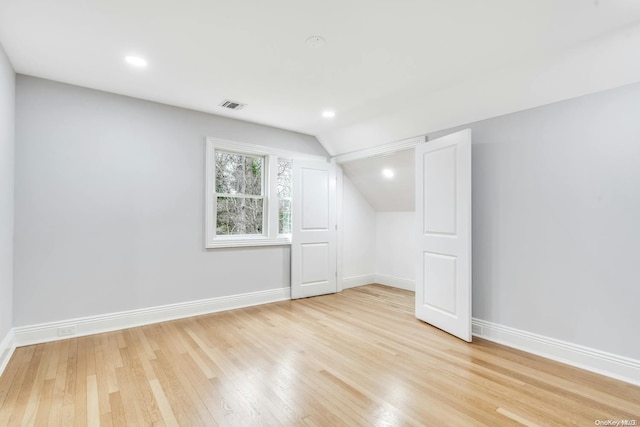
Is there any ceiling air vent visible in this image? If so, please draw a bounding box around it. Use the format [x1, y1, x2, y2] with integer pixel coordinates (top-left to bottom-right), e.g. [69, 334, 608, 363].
[219, 100, 247, 111]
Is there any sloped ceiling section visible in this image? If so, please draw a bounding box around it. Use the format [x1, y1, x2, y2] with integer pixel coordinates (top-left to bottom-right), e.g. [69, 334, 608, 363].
[341, 149, 415, 212]
[319, 21, 640, 155]
[1, 1, 640, 156]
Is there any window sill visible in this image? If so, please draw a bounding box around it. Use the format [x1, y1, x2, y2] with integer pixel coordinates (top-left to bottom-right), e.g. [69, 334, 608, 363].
[205, 237, 291, 249]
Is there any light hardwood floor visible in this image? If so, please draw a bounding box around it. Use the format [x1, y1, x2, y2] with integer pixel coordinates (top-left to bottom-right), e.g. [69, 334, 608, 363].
[0, 285, 638, 426]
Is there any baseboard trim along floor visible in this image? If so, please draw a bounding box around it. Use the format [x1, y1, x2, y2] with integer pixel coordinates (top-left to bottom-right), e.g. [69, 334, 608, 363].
[2, 286, 638, 386]
[11, 287, 290, 348]
[472, 318, 640, 386]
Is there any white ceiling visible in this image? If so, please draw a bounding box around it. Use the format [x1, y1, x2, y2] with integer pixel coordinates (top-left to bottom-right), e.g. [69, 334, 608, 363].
[342, 149, 415, 212]
[1, 0, 640, 155]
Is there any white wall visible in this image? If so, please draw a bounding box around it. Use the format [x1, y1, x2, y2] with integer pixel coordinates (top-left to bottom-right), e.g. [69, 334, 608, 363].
[429, 82, 640, 360]
[13, 76, 327, 326]
[341, 174, 375, 288]
[0, 43, 15, 346]
[375, 212, 415, 291]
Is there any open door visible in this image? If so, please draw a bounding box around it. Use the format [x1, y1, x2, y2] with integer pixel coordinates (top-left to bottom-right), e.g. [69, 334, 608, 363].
[415, 129, 472, 341]
[291, 160, 337, 299]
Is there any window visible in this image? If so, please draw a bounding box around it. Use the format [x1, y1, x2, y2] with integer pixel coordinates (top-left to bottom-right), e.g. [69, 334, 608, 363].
[215, 151, 265, 235]
[277, 159, 292, 235]
[206, 138, 300, 248]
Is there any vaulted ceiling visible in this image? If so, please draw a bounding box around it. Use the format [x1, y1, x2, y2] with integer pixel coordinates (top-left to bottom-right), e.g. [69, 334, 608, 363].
[1, 0, 640, 155]
[342, 149, 415, 212]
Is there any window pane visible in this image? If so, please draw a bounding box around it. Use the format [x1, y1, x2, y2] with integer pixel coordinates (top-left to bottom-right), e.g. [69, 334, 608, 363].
[279, 199, 291, 235]
[215, 151, 263, 196]
[278, 160, 292, 235]
[277, 160, 292, 199]
[216, 197, 263, 235]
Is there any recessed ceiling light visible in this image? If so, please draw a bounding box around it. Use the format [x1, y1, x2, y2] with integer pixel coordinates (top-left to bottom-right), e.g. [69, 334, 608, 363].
[306, 36, 326, 48]
[125, 55, 147, 67]
[382, 169, 394, 179]
[322, 111, 335, 118]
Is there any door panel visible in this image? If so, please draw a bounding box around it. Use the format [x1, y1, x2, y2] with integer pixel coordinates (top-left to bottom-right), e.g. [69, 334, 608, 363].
[291, 160, 337, 299]
[301, 243, 330, 285]
[415, 129, 472, 342]
[302, 168, 330, 229]
[423, 145, 457, 234]
[423, 252, 457, 315]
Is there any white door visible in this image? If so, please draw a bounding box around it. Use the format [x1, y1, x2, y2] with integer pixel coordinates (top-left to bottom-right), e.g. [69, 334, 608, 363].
[291, 160, 337, 299]
[415, 129, 472, 341]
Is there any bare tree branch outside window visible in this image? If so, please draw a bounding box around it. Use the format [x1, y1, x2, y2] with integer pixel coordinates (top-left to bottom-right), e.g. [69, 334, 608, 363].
[278, 160, 292, 234]
[215, 151, 264, 235]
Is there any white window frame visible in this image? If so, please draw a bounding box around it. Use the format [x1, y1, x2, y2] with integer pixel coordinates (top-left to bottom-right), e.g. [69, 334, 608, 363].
[205, 137, 326, 249]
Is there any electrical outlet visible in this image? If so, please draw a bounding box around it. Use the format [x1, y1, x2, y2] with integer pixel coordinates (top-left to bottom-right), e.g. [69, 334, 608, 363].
[472, 324, 482, 335]
[57, 326, 76, 337]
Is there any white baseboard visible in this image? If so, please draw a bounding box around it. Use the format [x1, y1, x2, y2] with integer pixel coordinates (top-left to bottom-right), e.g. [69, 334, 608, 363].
[0, 329, 16, 378]
[472, 318, 640, 386]
[6, 286, 639, 387]
[13, 287, 291, 348]
[342, 274, 376, 289]
[374, 274, 415, 291]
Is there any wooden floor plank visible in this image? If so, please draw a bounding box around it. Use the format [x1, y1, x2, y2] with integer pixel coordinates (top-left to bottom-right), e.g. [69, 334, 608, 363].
[8, 345, 44, 426]
[149, 378, 179, 427]
[33, 378, 55, 426]
[0, 285, 639, 426]
[86, 374, 100, 427]
[108, 391, 126, 426]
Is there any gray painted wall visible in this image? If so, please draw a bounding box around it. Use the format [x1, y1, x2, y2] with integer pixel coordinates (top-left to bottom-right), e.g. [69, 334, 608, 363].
[14, 76, 327, 326]
[0, 44, 14, 342]
[429, 82, 640, 360]
[12, 73, 640, 362]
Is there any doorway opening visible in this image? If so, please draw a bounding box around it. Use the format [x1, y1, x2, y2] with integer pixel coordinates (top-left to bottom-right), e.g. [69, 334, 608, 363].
[336, 130, 472, 341]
